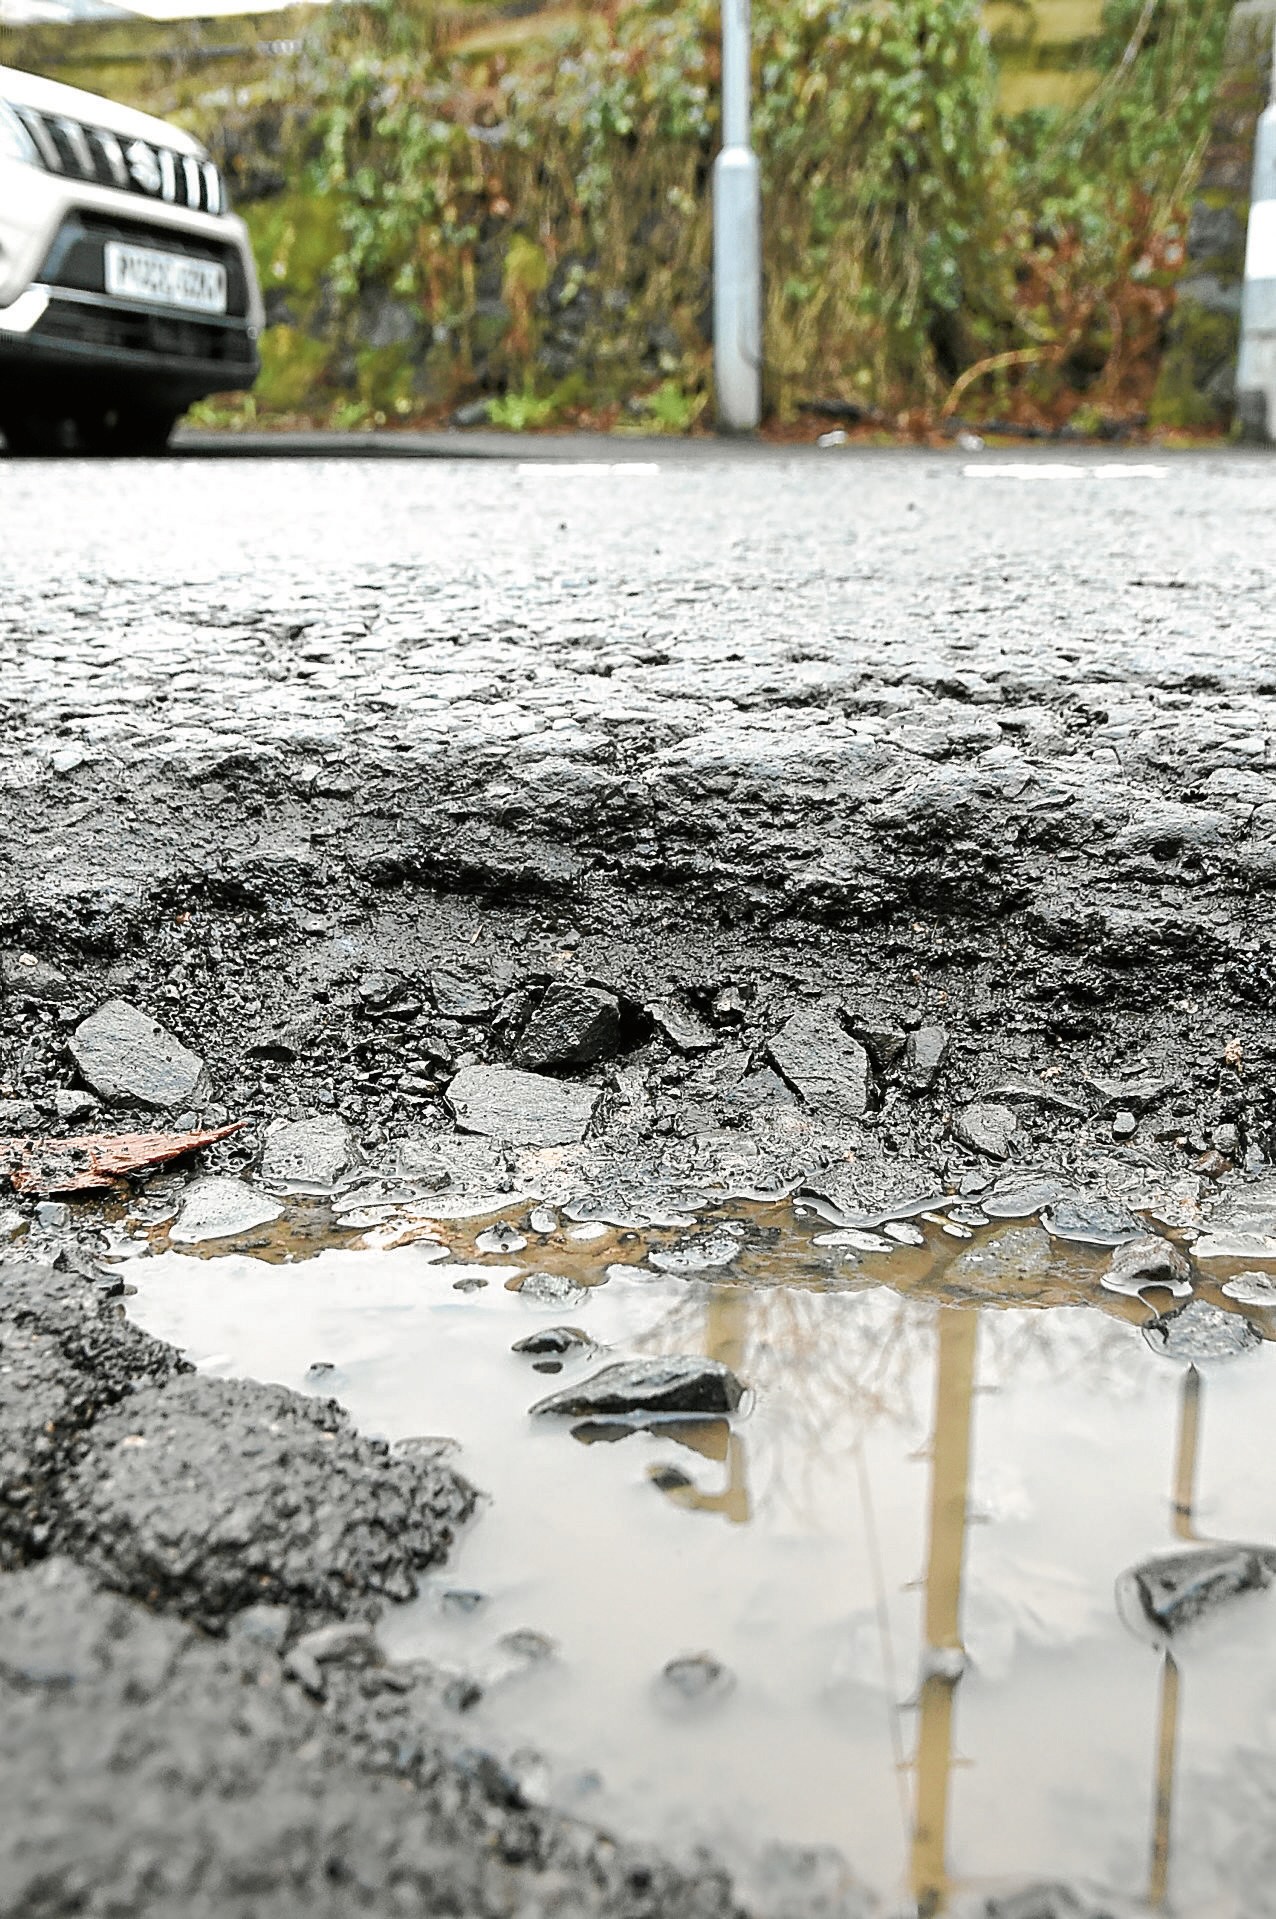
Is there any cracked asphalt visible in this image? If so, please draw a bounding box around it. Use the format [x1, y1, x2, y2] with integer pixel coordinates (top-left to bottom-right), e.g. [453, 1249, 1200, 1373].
[4, 441, 1276, 1916]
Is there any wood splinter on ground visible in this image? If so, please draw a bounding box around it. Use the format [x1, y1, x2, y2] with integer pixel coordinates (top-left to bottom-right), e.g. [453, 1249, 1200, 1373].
[0, 1122, 246, 1196]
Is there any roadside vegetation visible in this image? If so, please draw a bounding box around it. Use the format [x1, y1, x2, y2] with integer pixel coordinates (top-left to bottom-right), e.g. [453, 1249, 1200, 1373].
[172, 0, 1233, 431]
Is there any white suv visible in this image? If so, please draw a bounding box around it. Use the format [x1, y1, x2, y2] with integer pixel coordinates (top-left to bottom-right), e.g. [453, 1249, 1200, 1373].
[0, 63, 263, 453]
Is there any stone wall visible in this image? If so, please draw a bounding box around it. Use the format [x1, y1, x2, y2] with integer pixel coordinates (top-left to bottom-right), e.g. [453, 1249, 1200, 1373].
[1152, 0, 1276, 428]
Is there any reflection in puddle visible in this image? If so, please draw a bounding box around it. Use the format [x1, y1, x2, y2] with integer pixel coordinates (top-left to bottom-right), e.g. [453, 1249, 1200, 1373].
[121, 1206, 1276, 1916]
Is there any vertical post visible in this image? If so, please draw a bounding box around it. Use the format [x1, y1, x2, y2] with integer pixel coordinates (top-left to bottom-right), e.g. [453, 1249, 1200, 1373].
[1237, 26, 1276, 440]
[713, 0, 762, 432]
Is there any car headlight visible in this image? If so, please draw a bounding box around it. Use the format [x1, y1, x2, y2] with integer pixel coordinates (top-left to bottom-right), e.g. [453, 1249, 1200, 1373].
[0, 101, 39, 167]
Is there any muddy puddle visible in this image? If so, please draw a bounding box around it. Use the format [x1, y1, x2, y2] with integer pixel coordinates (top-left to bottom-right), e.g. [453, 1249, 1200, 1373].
[120, 1196, 1276, 1916]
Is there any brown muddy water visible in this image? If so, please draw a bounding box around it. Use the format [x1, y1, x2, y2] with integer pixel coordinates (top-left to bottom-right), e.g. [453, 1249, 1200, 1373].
[119, 1198, 1276, 1917]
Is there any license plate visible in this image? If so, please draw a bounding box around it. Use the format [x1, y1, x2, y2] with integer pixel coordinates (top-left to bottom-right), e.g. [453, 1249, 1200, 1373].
[104, 242, 227, 316]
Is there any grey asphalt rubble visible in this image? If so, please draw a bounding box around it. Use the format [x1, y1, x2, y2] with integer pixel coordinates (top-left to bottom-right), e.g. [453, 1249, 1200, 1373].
[0, 1261, 474, 1620]
[3, 453, 1271, 1231]
[0, 1260, 748, 1914]
[0, 1557, 746, 1919]
[69, 998, 211, 1111]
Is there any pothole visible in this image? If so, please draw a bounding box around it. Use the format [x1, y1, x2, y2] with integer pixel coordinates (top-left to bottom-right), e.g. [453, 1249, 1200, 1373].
[119, 1199, 1276, 1916]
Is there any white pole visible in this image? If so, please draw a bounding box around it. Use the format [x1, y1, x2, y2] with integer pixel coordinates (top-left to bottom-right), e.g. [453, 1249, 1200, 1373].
[1237, 31, 1276, 440]
[713, 0, 762, 432]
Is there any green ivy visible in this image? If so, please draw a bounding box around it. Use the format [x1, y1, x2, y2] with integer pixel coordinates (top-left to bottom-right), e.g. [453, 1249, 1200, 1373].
[215, 0, 1234, 424]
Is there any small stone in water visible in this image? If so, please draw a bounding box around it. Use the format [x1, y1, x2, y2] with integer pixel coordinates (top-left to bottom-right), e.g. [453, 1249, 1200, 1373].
[511, 1325, 593, 1357]
[1044, 1194, 1143, 1247]
[649, 1463, 696, 1493]
[440, 1588, 486, 1616]
[884, 1219, 926, 1246]
[477, 1220, 527, 1254]
[812, 1228, 893, 1252]
[649, 1225, 744, 1273]
[498, 1628, 557, 1667]
[395, 1435, 460, 1463]
[1143, 1298, 1262, 1364]
[658, 1651, 735, 1706]
[529, 1205, 559, 1235]
[1102, 1235, 1193, 1301]
[531, 1355, 744, 1419]
[1222, 1270, 1276, 1308]
[171, 1175, 282, 1244]
[453, 1274, 489, 1294]
[1119, 1543, 1276, 1639]
[518, 1271, 587, 1308]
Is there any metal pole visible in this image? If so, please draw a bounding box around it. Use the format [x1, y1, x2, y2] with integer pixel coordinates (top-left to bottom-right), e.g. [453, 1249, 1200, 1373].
[1236, 25, 1276, 440]
[713, 0, 762, 431]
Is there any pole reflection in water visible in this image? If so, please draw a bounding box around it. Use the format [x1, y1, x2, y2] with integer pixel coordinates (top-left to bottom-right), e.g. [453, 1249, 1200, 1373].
[911, 1305, 979, 1917]
[1146, 1363, 1201, 1909]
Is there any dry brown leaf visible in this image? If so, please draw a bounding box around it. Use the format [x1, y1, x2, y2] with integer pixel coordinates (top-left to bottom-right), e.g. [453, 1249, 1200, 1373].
[0, 1122, 246, 1196]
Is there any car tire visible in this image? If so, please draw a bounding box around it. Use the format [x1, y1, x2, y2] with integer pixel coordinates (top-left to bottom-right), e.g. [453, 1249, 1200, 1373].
[0, 407, 75, 456]
[76, 401, 180, 457]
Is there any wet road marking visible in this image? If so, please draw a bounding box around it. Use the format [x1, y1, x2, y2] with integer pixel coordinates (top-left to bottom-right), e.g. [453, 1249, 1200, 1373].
[963, 462, 1169, 480]
[517, 462, 661, 476]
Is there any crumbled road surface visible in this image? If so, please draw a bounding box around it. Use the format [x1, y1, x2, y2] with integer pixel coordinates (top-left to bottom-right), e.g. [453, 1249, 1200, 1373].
[3, 442, 1276, 1914]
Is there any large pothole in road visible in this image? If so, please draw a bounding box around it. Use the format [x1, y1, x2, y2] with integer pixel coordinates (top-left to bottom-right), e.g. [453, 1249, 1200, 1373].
[119, 1197, 1276, 1917]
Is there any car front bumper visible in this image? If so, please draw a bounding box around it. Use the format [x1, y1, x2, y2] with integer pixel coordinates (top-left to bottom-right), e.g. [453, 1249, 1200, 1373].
[0, 158, 263, 401]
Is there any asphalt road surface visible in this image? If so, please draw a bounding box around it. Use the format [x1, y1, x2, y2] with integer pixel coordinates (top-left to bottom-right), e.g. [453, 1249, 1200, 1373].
[4, 441, 1276, 1918]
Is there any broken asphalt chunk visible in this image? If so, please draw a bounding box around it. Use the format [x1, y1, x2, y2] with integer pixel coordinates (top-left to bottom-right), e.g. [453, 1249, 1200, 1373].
[69, 999, 209, 1111]
[1043, 1194, 1143, 1247]
[0, 1122, 245, 1196]
[1143, 1298, 1262, 1364]
[446, 1064, 599, 1146]
[171, 1175, 283, 1245]
[1100, 1235, 1193, 1301]
[953, 1101, 1017, 1160]
[260, 1114, 355, 1193]
[647, 997, 716, 1054]
[531, 1356, 745, 1420]
[514, 984, 624, 1071]
[766, 1005, 870, 1122]
[511, 1325, 594, 1357]
[902, 1025, 949, 1092]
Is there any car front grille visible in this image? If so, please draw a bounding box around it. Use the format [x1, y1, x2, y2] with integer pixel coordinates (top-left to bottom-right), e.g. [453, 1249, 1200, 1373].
[36, 296, 258, 370]
[41, 212, 250, 319]
[14, 104, 224, 215]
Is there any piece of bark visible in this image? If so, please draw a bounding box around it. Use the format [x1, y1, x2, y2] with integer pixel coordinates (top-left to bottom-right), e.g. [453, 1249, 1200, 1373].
[0, 1122, 245, 1196]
